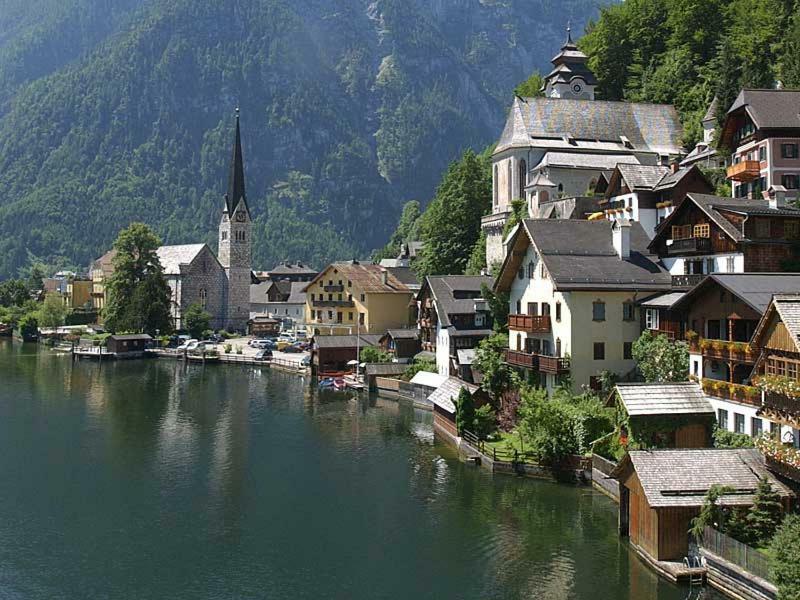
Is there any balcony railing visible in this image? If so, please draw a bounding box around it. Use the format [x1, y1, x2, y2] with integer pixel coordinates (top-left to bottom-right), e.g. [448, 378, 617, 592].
[312, 299, 355, 308]
[508, 314, 552, 333]
[647, 328, 676, 341]
[671, 274, 706, 289]
[763, 391, 800, 417]
[726, 160, 761, 182]
[666, 237, 712, 255]
[323, 284, 344, 292]
[505, 350, 538, 369]
[701, 378, 761, 407]
[691, 338, 757, 363]
[539, 355, 570, 374]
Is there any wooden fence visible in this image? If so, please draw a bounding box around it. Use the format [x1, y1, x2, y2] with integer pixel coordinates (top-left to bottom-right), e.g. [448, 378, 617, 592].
[701, 526, 772, 583]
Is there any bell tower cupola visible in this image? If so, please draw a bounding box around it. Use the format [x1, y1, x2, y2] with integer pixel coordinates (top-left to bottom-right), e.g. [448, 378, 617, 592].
[542, 24, 597, 100]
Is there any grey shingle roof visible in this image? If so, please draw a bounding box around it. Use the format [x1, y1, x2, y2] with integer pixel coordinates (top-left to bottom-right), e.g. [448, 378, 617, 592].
[613, 449, 794, 508]
[286, 282, 307, 304]
[728, 89, 800, 129]
[425, 276, 494, 327]
[156, 244, 207, 275]
[364, 363, 408, 377]
[521, 220, 671, 291]
[672, 273, 800, 315]
[496, 97, 683, 155]
[427, 377, 479, 414]
[539, 152, 640, 170]
[617, 163, 670, 189]
[615, 382, 713, 417]
[639, 292, 686, 308]
[386, 328, 419, 340]
[313, 334, 381, 349]
[109, 334, 152, 341]
[268, 262, 317, 276]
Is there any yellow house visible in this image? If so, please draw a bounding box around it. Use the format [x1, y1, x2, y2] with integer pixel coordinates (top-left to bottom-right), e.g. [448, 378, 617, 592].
[304, 261, 413, 336]
[90, 249, 117, 313]
[495, 219, 672, 394]
[64, 279, 93, 310]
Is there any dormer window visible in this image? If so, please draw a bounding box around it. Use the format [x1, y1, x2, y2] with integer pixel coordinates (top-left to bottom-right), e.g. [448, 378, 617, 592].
[620, 135, 633, 149]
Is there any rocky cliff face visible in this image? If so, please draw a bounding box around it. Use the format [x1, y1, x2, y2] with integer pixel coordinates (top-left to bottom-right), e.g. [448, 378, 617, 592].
[0, 0, 605, 276]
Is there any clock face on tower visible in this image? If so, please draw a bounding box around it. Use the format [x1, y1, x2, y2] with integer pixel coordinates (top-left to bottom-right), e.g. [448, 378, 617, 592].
[235, 210, 246, 222]
[572, 81, 584, 94]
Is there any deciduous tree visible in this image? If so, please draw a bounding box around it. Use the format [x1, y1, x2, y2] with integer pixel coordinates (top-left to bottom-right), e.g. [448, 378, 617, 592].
[770, 514, 800, 600]
[38, 292, 67, 330]
[632, 330, 689, 382]
[183, 303, 211, 340]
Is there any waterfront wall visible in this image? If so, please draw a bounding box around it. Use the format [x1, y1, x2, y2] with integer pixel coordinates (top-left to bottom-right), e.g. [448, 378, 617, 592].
[700, 549, 777, 600]
[591, 454, 620, 501]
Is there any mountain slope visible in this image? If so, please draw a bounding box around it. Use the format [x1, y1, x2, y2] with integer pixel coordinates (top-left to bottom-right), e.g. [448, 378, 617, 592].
[0, 0, 604, 277]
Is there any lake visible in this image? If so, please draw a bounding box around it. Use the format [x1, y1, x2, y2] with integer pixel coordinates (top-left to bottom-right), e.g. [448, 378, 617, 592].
[0, 340, 714, 599]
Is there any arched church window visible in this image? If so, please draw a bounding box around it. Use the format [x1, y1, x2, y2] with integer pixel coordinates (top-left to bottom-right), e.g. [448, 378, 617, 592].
[557, 183, 564, 194]
[199, 288, 207, 309]
[518, 160, 527, 199]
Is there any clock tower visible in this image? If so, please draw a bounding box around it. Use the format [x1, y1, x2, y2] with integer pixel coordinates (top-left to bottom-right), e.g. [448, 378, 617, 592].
[218, 108, 252, 332]
[542, 25, 597, 100]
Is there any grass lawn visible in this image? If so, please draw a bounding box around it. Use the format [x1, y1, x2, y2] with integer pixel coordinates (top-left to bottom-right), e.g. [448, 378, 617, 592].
[483, 430, 538, 461]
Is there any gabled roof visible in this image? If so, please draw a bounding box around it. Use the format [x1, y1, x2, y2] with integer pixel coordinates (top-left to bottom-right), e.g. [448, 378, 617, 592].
[109, 334, 152, 341]
[616, 164, 670, 190]
[268, 262, 317, 276]
[496, 220, 671, 293]
[303, 261, 410, 294]
[286, 282, 308, 304]
[751, 294, 800, 353]
[156, 244, 209, 275]
[385, 329, 419, 340]
[423, 276, 494, 327]
[611, 449, 793, 508]
[727, 89, 800, 130]
[427, 377, 479, 414]
[650, 193, 800, 250]
[495, 97, 683, 155]
[538, 152, 640, 171]
[614, 382, 713, 417]
[639, 291, 686, 309]
[671, 273, 800, 316]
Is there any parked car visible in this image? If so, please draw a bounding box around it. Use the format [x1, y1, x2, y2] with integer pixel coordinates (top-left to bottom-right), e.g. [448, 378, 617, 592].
[253, 339, 275, 350]
[254, 349, 273, 361]
[278, 333, 296, 343]
[208, 333, 224, 343]
[276, 340, 292, 351]
[300, 355, 311, 367]
[177, 338, 198, 351]
[283, 343, 304, 353]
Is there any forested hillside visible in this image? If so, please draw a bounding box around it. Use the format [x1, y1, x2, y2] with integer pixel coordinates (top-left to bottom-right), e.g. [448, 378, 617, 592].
[0, 0, 603, 277]
[580, 0, 800, 148]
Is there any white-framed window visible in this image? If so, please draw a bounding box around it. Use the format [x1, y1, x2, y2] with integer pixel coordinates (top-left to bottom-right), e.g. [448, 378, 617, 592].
[645, 308, 660, 330]
[726, 256, 735, 273]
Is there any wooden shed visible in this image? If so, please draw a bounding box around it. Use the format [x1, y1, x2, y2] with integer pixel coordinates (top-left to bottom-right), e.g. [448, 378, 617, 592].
[379, 329, 420, 361]
[612, 449, 794, 563]
[248, 315, 281, 337]
[428, 377, 490, 440]
[312, 334, 382, 373]
[611, 382, 715, 449]
[106, 334, 152, 355]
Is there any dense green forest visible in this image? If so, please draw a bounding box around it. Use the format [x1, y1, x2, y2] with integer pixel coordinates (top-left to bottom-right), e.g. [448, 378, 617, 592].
[580, 0, 800, 148]
[0, 0, 603, 278]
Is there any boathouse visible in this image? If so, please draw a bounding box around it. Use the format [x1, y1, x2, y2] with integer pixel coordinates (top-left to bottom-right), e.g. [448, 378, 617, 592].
[428, 377, 489, 439]
[610, 382, 715, 449]
[106, 334, 152, 355]
[612, 449, 793, 564]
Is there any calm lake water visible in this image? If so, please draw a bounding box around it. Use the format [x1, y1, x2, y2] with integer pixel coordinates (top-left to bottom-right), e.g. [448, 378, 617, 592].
[0, 340, 718, 599]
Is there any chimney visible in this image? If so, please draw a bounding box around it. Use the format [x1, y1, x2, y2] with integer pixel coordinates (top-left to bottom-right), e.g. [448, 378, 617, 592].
[380, 268, 388, 286]
[670, 161, 680, 173]
[612, 219, 631, 260]
[765, 185, 788, 209]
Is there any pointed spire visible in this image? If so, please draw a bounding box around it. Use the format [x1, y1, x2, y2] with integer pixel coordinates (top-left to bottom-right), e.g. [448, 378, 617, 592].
[563, 21, 576, 49]
[226, 107, 247, 214]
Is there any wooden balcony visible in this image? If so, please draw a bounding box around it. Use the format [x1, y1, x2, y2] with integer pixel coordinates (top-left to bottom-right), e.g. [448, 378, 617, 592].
[505, 350, 538, 369]
[508, 314, 552, 333]
[701, 378, 761, 407]
[323, 284, 344, 292]
[312, 299, 355, 308]
[726, 160, 761, 182]
[666, 237, 712, 256]
[761, 391, 800, 428]
[538, 355, 570, 374]
[695, 339, 757, 363]
[647, 328, 676, 341]
[671, 274, 706, 289]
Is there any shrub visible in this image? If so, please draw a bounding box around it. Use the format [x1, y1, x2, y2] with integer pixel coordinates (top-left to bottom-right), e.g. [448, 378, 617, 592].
[223, 343, 232, 354]
[403, 358, 436, 381]
[713, 426, 755, 449]
[360, 346, 391, 364]
[473, 404, 496, 440]
[235, 345, 243, 355]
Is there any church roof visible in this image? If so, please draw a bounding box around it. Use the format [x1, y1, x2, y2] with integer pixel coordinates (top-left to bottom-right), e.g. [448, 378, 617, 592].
[225, 109, 248, 215]
[495, 97, 683, 156]
[156, 244, 207, 275]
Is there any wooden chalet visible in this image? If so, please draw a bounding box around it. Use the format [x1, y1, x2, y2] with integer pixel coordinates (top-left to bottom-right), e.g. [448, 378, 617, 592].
[611, 383, 715, 449]
[248, 315, 281, 337]
[649, 192, 800, 285]
[311, 334, 382, 373]
[379, 329, 420, 361]
[612, 449, 793, 564]
[105, 334, 152, 355]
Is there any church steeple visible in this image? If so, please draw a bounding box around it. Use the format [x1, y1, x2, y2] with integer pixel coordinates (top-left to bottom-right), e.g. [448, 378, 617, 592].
[225, 108, 248, 215]
[541, 23, 597, 100]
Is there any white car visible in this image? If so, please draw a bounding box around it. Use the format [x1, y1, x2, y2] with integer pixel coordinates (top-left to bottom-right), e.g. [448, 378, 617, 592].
[177, 339, 198, 351]
[278, 333, 296, 343]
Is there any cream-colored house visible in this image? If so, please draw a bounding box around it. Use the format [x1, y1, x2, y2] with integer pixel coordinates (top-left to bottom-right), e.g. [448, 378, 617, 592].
[495, 219, 671, 394]
[303, 261, 413, 336]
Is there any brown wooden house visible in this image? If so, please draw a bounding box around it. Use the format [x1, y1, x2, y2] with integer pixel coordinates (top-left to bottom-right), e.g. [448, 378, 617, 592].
[106, 334, 152, 355]
[379, 329, 420, 362]
[312, 334, 382, 373]
[248, 315, 281, 337]
[649, 192, 800, 285]
[428, 377, 490, 440]
[612, 449, 793, 563]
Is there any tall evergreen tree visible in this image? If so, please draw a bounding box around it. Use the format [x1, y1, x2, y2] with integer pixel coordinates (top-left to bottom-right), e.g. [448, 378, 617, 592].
[455, 387, 476, 435]
[105, 223, 172, 335]
[780, 11, 800, 87]
[414, 150, 491, 278]
[747, 477, 784, 545]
